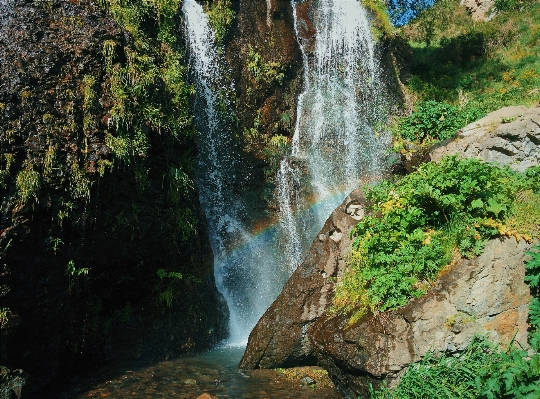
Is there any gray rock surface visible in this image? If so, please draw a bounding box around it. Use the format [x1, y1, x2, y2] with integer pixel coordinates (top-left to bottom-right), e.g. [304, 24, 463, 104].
[430, 106, 540, 171]
[310, 237, 532, 398]
[461, 0, 496, 21]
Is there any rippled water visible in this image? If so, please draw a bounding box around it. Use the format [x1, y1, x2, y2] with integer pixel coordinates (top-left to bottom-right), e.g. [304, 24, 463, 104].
[61, 345, 341, 399]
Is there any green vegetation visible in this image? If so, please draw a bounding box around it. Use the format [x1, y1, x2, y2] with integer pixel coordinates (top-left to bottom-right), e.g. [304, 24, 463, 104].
[263, 135, 291, 179]
[155, 268, 184, 309]
[494, 0, 530, 11]
[247, 46, 285, 85]
[205, 0, 235, 49]
[333, 156, 538, 323]
[400, 0, 540, 110]
[361, 0, 395, 39]
[370, 243, 540, 398]
[0, 153, 15, 189]
[96, 0, 198, 243]
[0, 307, 11, 328]
[65, 259, 90, 293]
[99, 0, 192, 162]
[15, 162, 41, 205]
[397, 100, 484, 142]
[507, 190, 540, 240]
[391, 0, 540, 149]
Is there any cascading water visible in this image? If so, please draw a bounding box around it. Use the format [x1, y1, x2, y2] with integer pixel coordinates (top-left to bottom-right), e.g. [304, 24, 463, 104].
[183, 0, 290, 344]
[184, 0, 389, 344]
[277, 0, 390, 270]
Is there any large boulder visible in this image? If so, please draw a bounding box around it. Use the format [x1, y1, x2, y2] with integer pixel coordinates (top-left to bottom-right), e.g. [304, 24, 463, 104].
[429, 105, 540, 172]
[241, 107, 539, 397]
[241, 199, 533, 397]
[239, 187, 367, 369]
[309, 237, 532, 398]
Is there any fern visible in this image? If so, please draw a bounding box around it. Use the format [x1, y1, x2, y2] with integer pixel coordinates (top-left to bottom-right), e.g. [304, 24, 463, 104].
[525, 248, 540, 289]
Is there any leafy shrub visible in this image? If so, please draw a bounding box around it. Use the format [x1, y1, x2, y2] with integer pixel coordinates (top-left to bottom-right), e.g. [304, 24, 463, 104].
[399, 100, 484, 142]
[333, 156, 524, 320]
[494, 0, 529, 11]
[247, 46, 284, 85]
[206, 0, 235, 48]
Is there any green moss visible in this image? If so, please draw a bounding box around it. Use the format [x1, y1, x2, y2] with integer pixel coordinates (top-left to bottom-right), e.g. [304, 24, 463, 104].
[205, 0, 235, 49]
[16, 163, 41, 205]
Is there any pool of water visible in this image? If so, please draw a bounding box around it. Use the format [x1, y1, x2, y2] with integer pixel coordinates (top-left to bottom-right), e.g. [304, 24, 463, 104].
[59, 344, 342, 398]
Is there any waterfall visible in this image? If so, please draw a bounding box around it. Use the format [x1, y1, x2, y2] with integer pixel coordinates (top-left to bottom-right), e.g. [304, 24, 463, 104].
[183, 0, 289, 344]
[277, 0, 390, 271]
[184, 0, 389, 343]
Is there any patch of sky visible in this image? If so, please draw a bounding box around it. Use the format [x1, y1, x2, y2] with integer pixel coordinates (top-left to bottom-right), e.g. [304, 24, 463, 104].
[386, 0, 436, 26]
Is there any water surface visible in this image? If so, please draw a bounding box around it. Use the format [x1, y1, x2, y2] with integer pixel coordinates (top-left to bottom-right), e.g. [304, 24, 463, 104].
[64, 345, 341, 399]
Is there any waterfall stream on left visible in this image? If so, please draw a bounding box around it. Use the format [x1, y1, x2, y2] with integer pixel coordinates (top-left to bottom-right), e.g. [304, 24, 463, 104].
[183, 0, 289, 344]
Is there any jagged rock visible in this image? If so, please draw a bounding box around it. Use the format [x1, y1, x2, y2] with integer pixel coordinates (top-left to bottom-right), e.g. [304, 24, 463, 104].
[239, 188, 367, 369]
[461, 0, 496, 21]
[429, 106, 540, 171]
[309, 237, 532, 398]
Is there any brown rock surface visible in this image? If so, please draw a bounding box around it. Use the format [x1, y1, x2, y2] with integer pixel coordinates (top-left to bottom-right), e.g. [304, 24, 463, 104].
[239, 187, 367, 369]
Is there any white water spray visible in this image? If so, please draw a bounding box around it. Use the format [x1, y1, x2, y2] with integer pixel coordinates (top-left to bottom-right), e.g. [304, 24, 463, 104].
[184, 0, 389, 343]
[277, 0, 390, 271]
[183, 0, 291, 344]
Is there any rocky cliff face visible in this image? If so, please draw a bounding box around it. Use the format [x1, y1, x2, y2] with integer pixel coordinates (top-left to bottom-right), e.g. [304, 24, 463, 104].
[221, 0, 303, 217]
[0, 0, 227, 395]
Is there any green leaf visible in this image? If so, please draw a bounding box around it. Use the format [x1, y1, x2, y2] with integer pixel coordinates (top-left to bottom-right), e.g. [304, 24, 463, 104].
[470, 198, 484, 209]
[486, 197, 507, 217]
